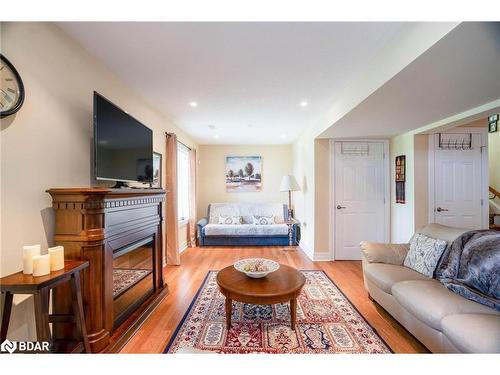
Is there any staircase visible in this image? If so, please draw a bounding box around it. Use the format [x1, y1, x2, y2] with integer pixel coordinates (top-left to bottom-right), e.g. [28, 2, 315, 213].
[489, 186, 500, 230]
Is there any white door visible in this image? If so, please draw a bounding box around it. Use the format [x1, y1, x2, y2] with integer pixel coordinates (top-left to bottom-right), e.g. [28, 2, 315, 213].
[433, 133, 483, 229]
[334, 142, 386, 260]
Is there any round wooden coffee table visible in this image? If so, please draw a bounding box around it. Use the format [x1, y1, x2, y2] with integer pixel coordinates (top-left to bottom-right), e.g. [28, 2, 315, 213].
[216, 264, 305, 330]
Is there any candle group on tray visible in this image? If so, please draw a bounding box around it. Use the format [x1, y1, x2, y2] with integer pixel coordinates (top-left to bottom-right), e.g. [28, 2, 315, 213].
[22, 244, 65, 276]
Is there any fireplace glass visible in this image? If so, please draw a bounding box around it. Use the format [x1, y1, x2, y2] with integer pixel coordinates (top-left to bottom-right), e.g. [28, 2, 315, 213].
[112, 237, 155, 327]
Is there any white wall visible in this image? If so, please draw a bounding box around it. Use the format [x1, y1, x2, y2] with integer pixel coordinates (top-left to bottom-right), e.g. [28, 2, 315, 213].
[390, 133, 417, 243]
[0, 22, 196, 340]
[292, 128, 316, 259]
[197, 144, 292, 220]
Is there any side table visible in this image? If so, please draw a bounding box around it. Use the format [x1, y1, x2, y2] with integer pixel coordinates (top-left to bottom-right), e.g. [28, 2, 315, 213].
[1, 261, 90, 353]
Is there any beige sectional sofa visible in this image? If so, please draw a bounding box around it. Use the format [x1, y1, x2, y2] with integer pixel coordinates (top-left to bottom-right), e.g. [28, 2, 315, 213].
[361, 223, 500, 353]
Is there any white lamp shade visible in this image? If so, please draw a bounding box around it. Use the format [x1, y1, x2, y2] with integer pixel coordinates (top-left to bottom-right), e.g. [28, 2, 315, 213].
[280, 175, 300, 192]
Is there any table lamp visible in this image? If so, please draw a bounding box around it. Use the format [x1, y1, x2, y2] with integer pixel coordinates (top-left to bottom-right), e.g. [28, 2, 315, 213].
[280, 175, 300, 219]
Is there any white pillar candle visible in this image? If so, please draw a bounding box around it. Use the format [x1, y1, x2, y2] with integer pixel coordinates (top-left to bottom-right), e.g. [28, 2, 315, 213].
[48, 246, 65, 271]
[32, 254, 51, 277]
[23, 245, 41, 275]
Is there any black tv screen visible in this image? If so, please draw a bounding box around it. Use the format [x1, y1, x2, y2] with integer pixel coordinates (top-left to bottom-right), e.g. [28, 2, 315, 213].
[93, 92, 153, 184]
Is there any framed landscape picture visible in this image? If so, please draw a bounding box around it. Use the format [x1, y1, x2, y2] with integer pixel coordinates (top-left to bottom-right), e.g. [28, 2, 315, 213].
[226, 156, 262, 192]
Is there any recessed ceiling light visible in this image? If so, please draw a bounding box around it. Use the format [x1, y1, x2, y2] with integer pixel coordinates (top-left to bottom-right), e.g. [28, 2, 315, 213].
[189, 101, 198, 107]
[280, 134, 287, 139]
[213, 134, 220, 139]
[300, 101, 308, 107]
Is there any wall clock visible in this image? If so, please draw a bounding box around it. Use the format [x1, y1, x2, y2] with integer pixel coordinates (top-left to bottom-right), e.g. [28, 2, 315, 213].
[0, 54, 25, 118]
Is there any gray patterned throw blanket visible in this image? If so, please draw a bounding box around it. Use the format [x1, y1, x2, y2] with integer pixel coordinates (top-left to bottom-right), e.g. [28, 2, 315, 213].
[435, 230, 500, 311]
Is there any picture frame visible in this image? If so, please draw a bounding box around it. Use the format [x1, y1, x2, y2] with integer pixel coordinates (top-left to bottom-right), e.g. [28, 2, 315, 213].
[152, 152, 162, 188]
[225, 156, 262, 192]
[489, 121, 498, 133]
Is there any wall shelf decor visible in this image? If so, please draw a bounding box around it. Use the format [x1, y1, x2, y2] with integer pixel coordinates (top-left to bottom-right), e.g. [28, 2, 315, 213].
[395, 155, 406, 204]
[488, 114, 498, 133]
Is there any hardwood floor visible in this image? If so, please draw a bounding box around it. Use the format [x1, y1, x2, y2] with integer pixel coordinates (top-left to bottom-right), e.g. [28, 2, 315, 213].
[119, 246, 428, 353]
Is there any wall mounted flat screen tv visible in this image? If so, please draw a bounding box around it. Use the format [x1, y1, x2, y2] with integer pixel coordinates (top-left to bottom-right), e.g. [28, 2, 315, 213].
[94, 92, 153, 186]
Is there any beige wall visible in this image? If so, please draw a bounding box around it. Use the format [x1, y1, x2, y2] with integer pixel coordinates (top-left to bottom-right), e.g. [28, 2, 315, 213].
[414, 135, 429, 230]
[0, 22, 196, 340]
[313, 139, 331, 257]
[197, 144, 292, 220]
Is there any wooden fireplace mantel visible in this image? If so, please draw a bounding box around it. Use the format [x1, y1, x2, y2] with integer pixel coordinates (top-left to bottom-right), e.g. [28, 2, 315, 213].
[46, 187, 166, 353]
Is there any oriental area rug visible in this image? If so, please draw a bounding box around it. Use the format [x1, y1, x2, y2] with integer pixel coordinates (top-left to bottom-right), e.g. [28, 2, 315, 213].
[113, 268, 151, 298]
[165, 270, 392, 354]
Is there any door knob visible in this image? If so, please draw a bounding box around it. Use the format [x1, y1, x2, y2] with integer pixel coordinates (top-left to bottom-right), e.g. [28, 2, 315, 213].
[436, 207, 449, 212]
[336, 205, 346, 210]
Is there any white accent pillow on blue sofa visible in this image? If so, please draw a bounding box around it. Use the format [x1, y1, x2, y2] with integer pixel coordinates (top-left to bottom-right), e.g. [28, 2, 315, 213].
[253, 215, 275, 225]
[218, 215, 242, 225]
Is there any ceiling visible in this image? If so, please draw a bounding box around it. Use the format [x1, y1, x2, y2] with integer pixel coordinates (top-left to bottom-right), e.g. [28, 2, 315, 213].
[319, 22, 500, 138]
[58, 22, 414, 144]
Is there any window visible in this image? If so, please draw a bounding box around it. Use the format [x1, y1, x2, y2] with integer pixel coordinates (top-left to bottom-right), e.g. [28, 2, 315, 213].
[177, 143, 190, 222]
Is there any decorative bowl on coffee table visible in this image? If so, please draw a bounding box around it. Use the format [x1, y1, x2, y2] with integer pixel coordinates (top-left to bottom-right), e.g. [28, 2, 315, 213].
[234, 258, 280, 278]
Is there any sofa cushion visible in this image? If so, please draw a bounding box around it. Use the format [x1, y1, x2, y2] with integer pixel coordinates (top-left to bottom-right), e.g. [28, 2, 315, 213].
[204, 224, 288, 236]
[360, 242, 409, 265]
[403, 233, 447, 277]
[441, 313, 500, 353]
[363, 263, 430, 294]
[415, 223, 469, 244]
[208, 203, 285, 224]
[391, 280, 499, 331]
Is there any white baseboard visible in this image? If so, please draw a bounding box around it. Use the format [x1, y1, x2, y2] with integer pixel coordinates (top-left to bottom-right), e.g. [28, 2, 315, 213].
[313, 253, 331, 261]
[298, 242, 331, 261]
[179, 242, 188, 254]
[298, 241, 313, 261]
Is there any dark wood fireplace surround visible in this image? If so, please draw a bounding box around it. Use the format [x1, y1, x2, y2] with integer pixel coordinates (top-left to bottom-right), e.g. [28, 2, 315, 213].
[46, 188, 166, 353]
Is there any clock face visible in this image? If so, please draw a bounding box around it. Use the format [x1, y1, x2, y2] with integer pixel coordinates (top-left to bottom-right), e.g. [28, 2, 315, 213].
[0, 54, 25, 118]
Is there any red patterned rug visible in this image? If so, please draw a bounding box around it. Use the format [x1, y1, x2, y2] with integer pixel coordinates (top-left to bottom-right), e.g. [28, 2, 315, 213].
[165, 270, 391, 353]
[113, 268, 152, 298]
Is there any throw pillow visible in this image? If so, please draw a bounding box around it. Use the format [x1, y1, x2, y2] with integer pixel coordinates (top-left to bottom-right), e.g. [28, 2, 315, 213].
[404, 233, 447, 277]
[218, 215, 242, 225]
[253, 215, 275, 225]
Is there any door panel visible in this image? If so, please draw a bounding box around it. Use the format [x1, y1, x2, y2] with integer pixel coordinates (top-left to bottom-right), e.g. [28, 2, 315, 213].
[434, 133, 483, 229]
[334, 142, 386, 260]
